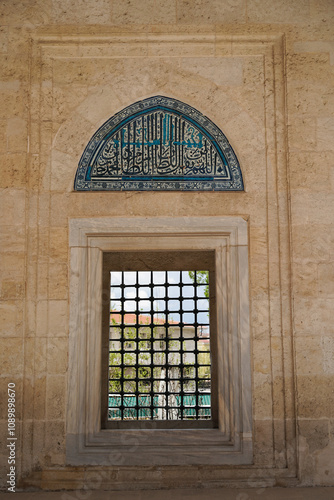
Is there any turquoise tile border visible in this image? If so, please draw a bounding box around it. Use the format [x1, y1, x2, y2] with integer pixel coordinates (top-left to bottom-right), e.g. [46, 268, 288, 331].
[74, 96, 243, 191]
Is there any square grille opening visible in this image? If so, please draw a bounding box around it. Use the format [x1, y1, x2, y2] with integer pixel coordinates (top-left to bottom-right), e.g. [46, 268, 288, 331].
[101, 251, 217, 430]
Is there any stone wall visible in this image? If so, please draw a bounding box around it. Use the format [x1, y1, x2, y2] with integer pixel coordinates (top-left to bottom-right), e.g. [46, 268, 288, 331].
[0, 0, 333, 491]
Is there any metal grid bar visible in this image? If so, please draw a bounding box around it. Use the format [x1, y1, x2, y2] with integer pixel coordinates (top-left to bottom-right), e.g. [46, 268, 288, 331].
[108, 270, 211, 421]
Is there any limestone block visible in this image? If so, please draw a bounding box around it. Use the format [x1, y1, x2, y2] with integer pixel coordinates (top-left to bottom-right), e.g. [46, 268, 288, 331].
[34, 376, 47, 420]
[7, 26, 31, 57]
[293, 260, 319, 298]
[317, 116, 334, 152]
[0, 225, 25, 253]
[0, 338, 23, 376]
[291, 192, 334, 225]
[49, 227, 68, 262]
[321, 336, 334, 375]
[52, 84, 89, 125]
[179, 57, 243, 87]
[44, 420, 65, 465]
[35, 263, 48, 302]
[51, 0, 111, 24]
[0, 280, 24, 300]
[0, 54, 28, 84]
[0, 153, 27, 188]
[50, 149, 77, 192]
[253, 419, 274, 466]
[177, 0, 246, 24]
[76, 88, 122, 127]
[22, 376, 34, 421]
[36, 193, 51, 228]
[0, 0, 51, 26]
[0, 119, 6, 153]
[6, 116, 27, 152]
[0, 189, 25, 226]
[20, 420, 33, 476]
[0, 253, 25, 283]
[253, 373, 273, 419]
[310, 0, 334, 23]
[25, 300, 36, 337]
[36, 466, 86, 490]
[83, 469, 119, 490]
[112, 0, 176, 25]
[161, 467, 200, 489]
[0, 300, 23, 337]
[46, 375, 66, 420]
[50, 193, 70, 226]
[52, 57, 116, 87]
[116, 466, 162, 485]
[318, 262, 334, 297]
[0, 26, 8, 53]
[299, 419, 330, 454]
[288, 115, 317, 152]
[52, 113, 94, 160]
[247, 0, 309, 23]
[297, 375, 334, 418]
[24, 337, 47, 375]
[313, 441, 334, 486]
[48, 263, 68, 300]
[28, 120, 40, 155]
[227, 65, 266, 135]
[48, 300, 68, 337]
[294, 298, 334, 335]
[36, 300, 48, 337]
[47, 338, 68, 375]
[294, 41, 334, 66]
[249, 226, 268, 264]
[287, 53, 333, 84]
[224, 111, 266, 162]
[251, 298, 270, 340]
[31, 420, 45, 466]
[250, 262, 269, 300]
[252, 338, 272, 375]
[295, 335, 326, 376]
[26, 154, 40, 191]
[0, 85, 26, 119]
[292, 224, 334, 262]
[272, 375, 287, 420]
[289, 152, 333, 192]
[150, 39, 215, 57]
[288, 81, 334, 116]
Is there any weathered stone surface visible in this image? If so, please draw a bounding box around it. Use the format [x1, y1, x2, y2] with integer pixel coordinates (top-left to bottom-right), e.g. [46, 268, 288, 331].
[0, 0, 333, 491]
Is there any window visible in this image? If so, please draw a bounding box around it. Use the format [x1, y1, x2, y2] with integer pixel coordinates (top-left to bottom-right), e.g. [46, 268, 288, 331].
[67, 217, 252, 466]
[101, 252, 217, 429]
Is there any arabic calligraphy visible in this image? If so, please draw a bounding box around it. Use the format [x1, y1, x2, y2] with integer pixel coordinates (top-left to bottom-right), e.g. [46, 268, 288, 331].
[90, 111, 227, 180]
[74, 95, 243, 191]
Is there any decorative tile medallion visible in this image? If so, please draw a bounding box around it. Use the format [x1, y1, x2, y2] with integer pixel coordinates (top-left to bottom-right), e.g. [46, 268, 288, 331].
[74, 96, 243, 191]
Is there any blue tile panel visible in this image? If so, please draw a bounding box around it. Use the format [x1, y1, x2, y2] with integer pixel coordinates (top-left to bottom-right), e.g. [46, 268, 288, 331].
[74, 96, 244, 191]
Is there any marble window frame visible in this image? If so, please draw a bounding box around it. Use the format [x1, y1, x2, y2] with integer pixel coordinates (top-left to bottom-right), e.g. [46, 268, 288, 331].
[66, 216, 252, 466]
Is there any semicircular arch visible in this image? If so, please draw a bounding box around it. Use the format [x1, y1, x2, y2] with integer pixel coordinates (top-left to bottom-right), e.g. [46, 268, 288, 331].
[74, 95, 244, 192]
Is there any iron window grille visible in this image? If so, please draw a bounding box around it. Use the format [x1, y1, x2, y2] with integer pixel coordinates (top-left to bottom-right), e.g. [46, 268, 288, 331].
[101, 251, 217, 430]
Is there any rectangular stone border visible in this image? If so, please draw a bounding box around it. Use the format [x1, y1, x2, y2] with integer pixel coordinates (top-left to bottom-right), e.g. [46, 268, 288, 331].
[23, 31, 298, 485]
[67, 216, 252, 466]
